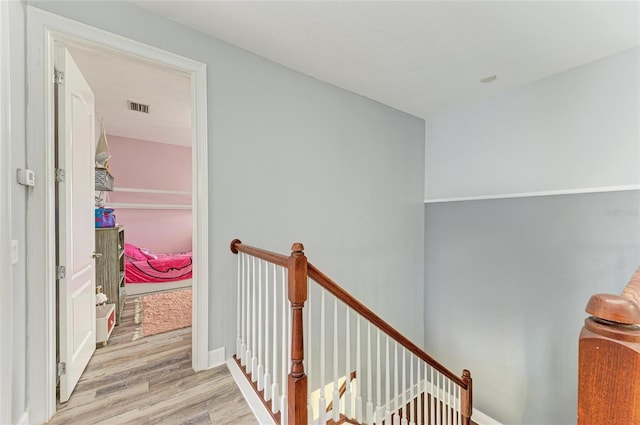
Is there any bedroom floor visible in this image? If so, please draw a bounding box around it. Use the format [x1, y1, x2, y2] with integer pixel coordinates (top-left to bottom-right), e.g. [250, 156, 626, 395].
[48, 294, 258, 425]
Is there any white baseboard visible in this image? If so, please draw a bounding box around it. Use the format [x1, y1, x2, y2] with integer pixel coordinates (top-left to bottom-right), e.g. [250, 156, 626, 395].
[473, 407, 503, 425]
[17, 410, 29, 425]
[226, 358, 276, 425]
[208, 347, 225, 368]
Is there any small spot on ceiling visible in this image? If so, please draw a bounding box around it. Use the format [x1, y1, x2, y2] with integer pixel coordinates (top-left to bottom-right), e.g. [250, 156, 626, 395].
[480, 74, 497, 83]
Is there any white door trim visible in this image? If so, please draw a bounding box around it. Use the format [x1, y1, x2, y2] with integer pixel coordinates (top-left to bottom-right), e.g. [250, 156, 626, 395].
[0, 1, 14, 423]
[26, 7, 209, 423]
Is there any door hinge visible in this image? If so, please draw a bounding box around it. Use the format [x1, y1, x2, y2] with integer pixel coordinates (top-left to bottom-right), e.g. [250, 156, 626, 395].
[54, 70, 64, 85]
[57, 362, 66, 376]
[56, 265, 66, 280]
[55, 168, 65, 183]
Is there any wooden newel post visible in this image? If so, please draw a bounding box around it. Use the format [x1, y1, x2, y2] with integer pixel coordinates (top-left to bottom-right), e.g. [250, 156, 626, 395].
[578, 267, 640, 425]
[461, 369, 473, 425]
[288, 243, 308, 425]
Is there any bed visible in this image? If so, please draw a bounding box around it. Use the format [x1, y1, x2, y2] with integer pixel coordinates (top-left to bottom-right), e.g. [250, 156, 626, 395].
[124, 243, 192, 295]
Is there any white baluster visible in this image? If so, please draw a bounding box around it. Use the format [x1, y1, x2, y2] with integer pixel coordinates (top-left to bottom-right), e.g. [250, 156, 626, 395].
[393, 342, 399, 425]
[441, 373, 445, 425]
[385, 335, 391, 424]
[257, 260, 264, 390]
[281, 397, 288, 425]
[245, 255, 252, 370]
[433, 371, 438, 425]
[457, 384, 461, 425]
[281, 268, 288, 425]
[264, 261, 271, 400]
[345, 308, 352, 419]
[424, 364, 434, 424]
[236, 252, 242, 358]
[441, 376, 445, 425]
[251, 257, 257, 378]
[452, 378, 456, 425]
[451, 382, 455, 425]
[271, 265, 279, 413]
[444, 378, 448, 425]
[438, 375, 446, 425]
[422, 363, 429, 425]
[355, 317, 363, 423]
[366, 323, 373, 425]
[442, 376, 446, 425]
[416, 358, 427, 425]
[288, 295, 292, 387]
[437, 372, 441, 425]
[401, 348, 407, 425]
[318, 289, 326, 423]
[332, 297, 340, 422]
[447, 378, 453, 425]
[409, 354, 415, 425]
[430, 367, 435, 425]
[376, 328, 382, 424]
[240, 254, 247, 365]
[307, 278, 313, 424]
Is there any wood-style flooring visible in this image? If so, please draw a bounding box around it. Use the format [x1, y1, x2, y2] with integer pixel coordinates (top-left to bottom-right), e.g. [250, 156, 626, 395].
[48, 295, 258, 425]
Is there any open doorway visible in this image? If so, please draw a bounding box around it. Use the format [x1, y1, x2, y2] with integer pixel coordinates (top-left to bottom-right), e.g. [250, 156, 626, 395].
[56, 40, 195, 399]
[26, 8, 210, 422]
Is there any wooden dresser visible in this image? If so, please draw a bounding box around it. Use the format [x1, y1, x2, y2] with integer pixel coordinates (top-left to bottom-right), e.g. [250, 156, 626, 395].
[95, 226, 126, 325]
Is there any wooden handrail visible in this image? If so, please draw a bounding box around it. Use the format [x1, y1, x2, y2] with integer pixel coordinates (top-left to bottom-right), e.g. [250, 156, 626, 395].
[621, 267, 640, 312]
[230, 239, 289, 267]
[308, 263, 468, 389]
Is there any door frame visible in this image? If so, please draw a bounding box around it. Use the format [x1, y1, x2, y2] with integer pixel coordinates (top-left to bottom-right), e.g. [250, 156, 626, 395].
[26, 7, 209, 423]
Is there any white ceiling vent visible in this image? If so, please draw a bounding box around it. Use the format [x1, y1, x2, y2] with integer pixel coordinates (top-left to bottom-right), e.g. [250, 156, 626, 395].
[127, 100, 150, 114]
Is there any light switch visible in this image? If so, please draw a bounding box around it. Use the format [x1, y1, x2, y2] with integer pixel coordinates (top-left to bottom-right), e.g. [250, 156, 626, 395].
[17, 168, 35, 186]
[11, 240, 18, 264]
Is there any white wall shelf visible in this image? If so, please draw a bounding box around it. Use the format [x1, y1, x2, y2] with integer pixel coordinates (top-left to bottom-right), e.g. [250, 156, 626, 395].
[113, 187, 192, 196]
[108, 202, 192, 210]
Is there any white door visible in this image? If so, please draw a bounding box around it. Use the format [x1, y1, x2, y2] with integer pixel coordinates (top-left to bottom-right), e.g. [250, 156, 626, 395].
[55, 42, 97, 403]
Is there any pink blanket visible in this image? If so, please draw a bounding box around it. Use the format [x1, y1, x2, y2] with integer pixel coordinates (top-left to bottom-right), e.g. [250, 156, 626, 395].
[124, 243, 192, 283]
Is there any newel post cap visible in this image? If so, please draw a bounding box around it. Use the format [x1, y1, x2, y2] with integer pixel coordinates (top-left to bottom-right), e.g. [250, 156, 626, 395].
[585, 293, 640, 325]
[291, 242, 304, 253]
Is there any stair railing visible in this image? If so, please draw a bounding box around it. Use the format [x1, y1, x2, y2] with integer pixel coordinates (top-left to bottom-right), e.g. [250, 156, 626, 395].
[231, 239, 473, 425]
[578, 266, 640, 424]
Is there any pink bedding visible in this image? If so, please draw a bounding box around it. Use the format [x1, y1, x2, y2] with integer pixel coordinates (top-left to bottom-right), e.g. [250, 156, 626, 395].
[125, 243, 192, 283]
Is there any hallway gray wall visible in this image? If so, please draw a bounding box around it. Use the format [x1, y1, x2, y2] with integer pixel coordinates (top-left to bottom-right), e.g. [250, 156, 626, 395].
[424, 191, 640, 424]
[25, 0, 425, 380]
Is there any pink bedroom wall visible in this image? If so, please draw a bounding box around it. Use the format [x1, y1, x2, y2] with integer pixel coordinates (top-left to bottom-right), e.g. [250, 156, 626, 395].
[114, 209, 192, 254]
[107, 135, 191, 191]
[105, 135, 192, 253]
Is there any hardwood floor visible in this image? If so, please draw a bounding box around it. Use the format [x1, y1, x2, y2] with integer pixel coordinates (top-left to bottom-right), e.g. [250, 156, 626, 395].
[48, 295, 258, 425]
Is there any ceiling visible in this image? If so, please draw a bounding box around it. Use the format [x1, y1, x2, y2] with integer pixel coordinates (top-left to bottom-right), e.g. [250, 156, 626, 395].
[68, 1, 639, 147]
[66, 42, 192, 146]
[136, 0, 639, 118]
